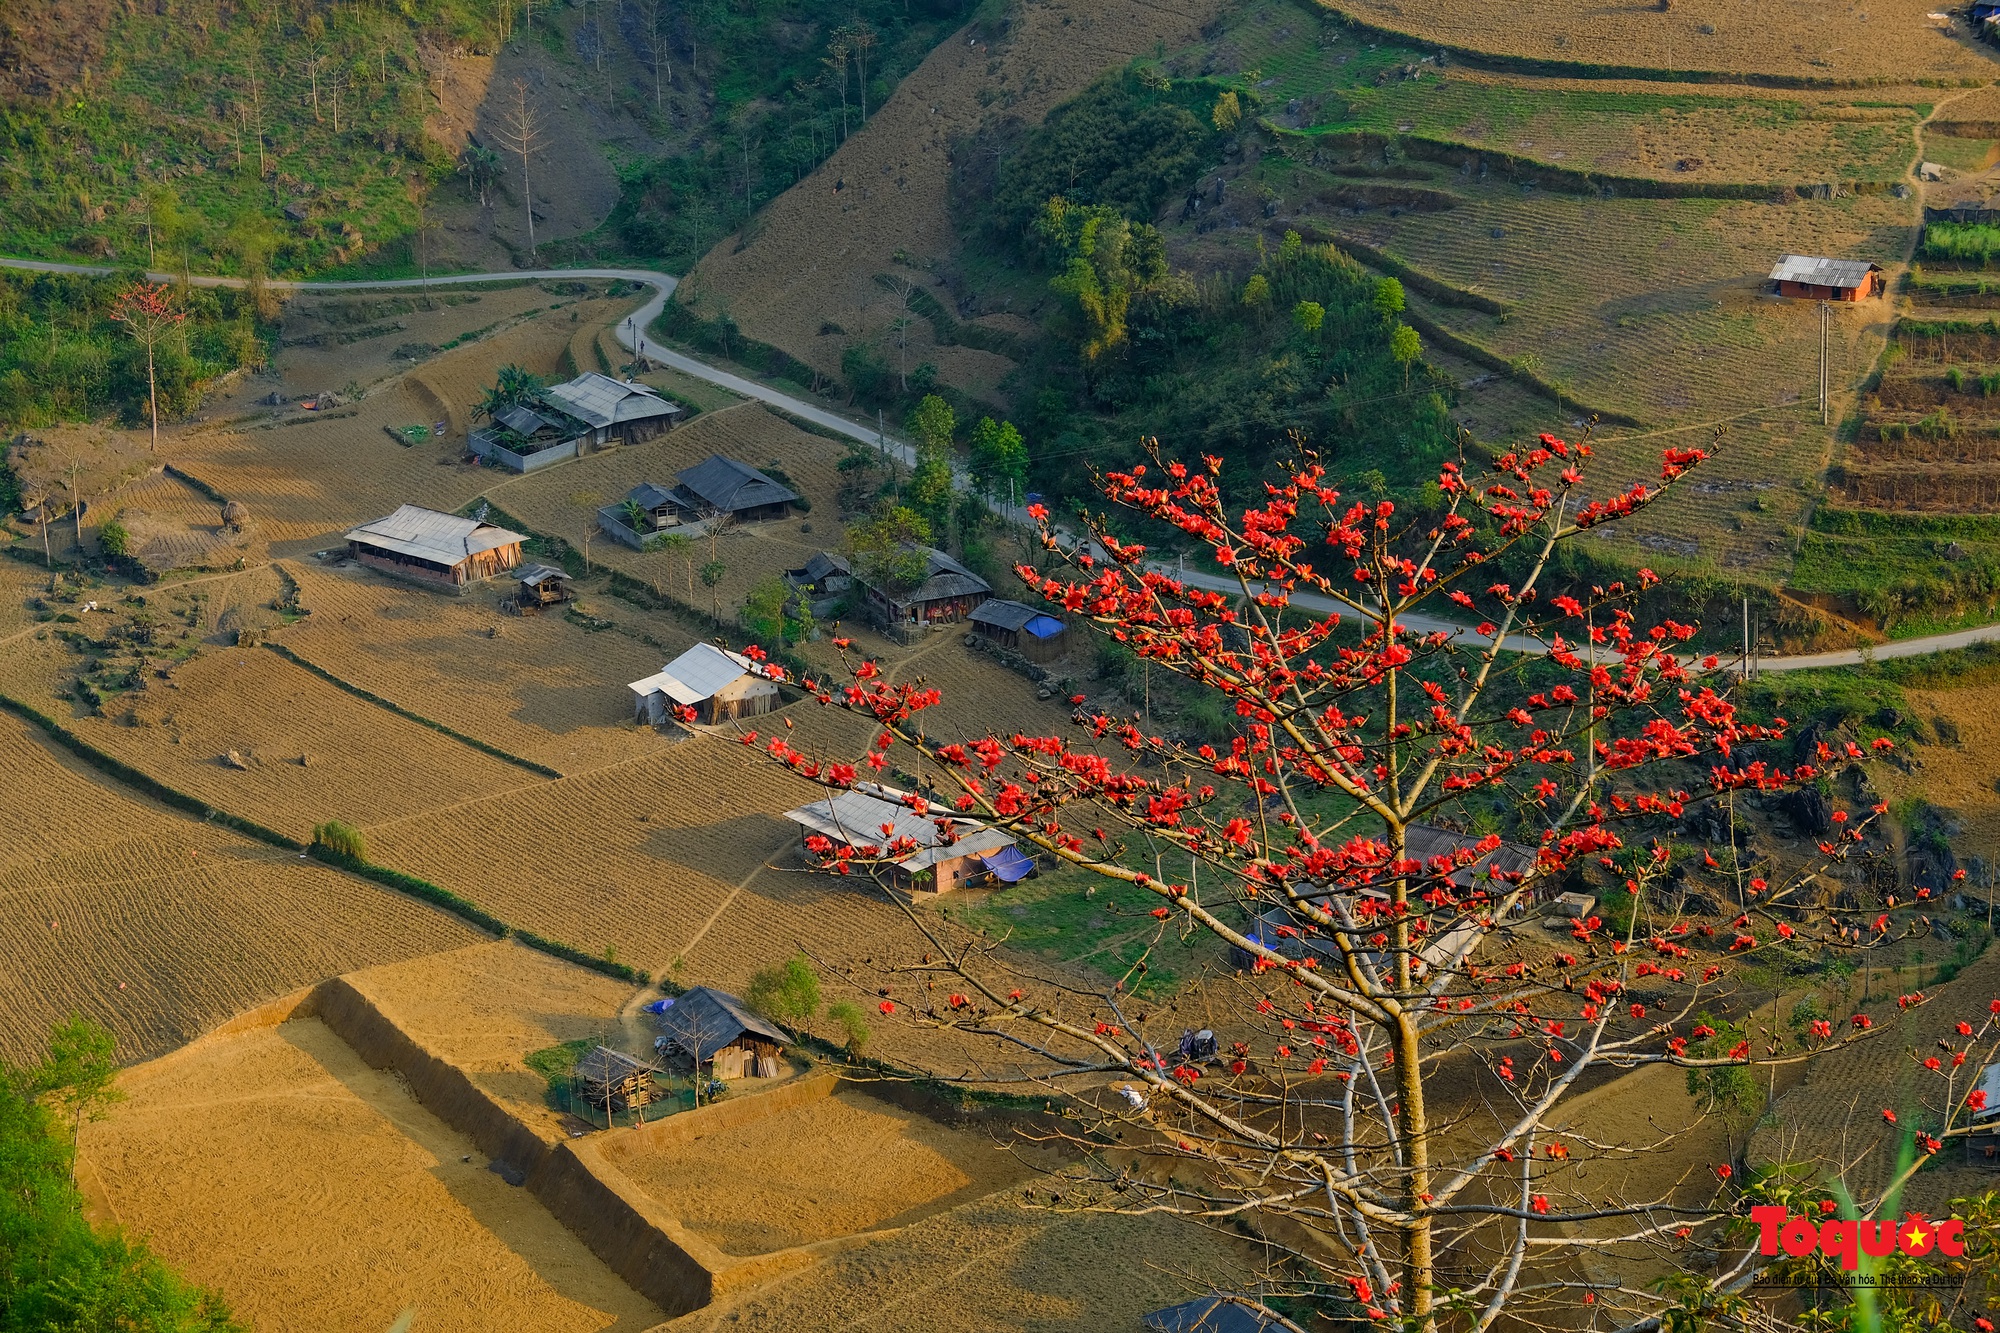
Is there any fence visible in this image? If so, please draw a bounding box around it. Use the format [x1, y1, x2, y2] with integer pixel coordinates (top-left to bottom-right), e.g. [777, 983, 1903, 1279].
[469, 428, 580, 474]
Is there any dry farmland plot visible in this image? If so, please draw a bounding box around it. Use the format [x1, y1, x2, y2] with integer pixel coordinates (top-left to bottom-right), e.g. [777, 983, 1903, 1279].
[277, 561, 665, 773]
[1324, 0, 1995, 81]
[67, 645, 538, 838]
[168, 305, 615, 552]
[0, 712, 484, 1065]
[496, 404, 854, 611]
[80, 1017, 661, 1333]
[602, 1087, 1030, 1256]
[663, 1188, 1265, 1333]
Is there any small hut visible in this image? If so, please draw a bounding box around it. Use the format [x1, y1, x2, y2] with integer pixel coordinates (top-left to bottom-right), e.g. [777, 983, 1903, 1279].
[653, 987, 790, 1079]
[969, 599, 1067, 661]
[629, 643, 779, 726]
[1768, 255, 1884, 301]
[220, 500, 249, 534]
[572, 1046, 657, 1116]
[1142, 1296, 1282, 1333]
[515, 563, 573, 609]
[786, 551, 852, 597]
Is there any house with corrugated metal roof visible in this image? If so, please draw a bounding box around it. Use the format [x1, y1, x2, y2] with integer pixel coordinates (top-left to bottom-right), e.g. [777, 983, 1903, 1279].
[344, 504, 527, 590]
[538, 371, 683, 446]
[628, 642, 778, 726]
[1768, 254, 1884, 301]
[858, 544, 992, 632]
[674, 455, 799, 523]
[783, 784, 1031, 893]
[969, 598, 1067, 661]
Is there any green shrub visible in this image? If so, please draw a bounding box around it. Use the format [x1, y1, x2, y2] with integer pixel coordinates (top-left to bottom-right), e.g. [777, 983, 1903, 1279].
[1947, 366, 1966, 392]
[311, 819, 366, 861]
[825, 1000, 871, 1054]
[98, 518, 131, 559]
[745, 954, 820, 1031]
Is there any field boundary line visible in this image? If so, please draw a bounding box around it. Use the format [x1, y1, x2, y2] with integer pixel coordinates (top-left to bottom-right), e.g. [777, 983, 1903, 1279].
[259, 639, 563, 779]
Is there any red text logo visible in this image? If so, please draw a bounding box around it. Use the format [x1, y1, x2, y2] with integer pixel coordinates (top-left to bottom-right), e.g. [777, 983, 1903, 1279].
[1751, 1206, 1964, 1271]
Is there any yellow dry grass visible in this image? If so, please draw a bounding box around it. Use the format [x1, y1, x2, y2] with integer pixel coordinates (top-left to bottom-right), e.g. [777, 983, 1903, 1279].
[66, 643, 538, 839]
[602, 1087, 1030, 1256]
[1322, 0, 1994, 81]
[276, 560, 665, 774]
[0, 710, 484, 1065]
[81, 1016, 661, 1333]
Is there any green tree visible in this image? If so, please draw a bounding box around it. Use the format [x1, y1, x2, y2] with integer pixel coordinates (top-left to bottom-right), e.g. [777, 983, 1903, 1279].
[907, 394, 955, 452]
[1373, 277, 1406, 319]
[1389, 322, 1422, 386]
[1292, 300, 1324, 335]
[1277, 229, 1303, 265]
[745, 954, 821, 1031]
[969, 417, 1029, 504]
[848, 503, 933, 594]
[1211, 89, 1242, 132]
[1036, 200, 1169, 369]
[30, 1014, 123, 1178]
[477, 365, 543, 421]
[1240, 273, 1271, 308]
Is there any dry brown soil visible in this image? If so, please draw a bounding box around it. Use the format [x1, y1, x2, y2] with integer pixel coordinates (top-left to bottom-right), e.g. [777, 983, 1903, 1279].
[1324, 0, 1995, 81]
[680, 0, 1228, 401]
[81, 1016, 661, 1333]
[0, 709, 484, 1066]
[604, 1087, 1032, 1256]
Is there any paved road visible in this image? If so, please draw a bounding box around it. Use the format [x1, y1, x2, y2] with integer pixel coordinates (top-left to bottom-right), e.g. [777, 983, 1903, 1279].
[3, 254, 1986, 674]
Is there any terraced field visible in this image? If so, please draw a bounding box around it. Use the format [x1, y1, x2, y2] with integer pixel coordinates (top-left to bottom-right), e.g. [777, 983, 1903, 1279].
[0, 711, 484, 1065]
[277, 561, 666, 774]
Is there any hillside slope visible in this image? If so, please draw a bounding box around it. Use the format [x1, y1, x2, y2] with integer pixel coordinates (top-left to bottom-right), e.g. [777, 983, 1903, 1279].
[676, 0, 1226, 401]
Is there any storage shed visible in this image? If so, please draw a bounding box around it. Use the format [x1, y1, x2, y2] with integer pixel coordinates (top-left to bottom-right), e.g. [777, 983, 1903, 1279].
[515, 562, 573, 608]
[787, 551, 852, 596]
[784, 785, 1027, 893]
[629, 642, 779, 726]
[1768, 255, 1884, 301]
[860, 545, 992, 630]
[969, 599, 1067, 661]
[674, 455, 799, 523]
[538, 372, 683, 446]
[653, 986, 789, 1079]
[572, 1046, 657, 1115]
[344, 505, 526, 589]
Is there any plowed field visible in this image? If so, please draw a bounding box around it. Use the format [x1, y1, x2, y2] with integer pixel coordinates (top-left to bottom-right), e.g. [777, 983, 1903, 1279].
[0, 711, 484, 1065]
[80, 1017, 660, 1333]
[67, 644, 538, 838]
[276, 560, 664, 774]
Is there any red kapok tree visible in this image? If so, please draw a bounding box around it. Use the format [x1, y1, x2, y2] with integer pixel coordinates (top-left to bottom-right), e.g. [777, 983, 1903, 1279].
[109, 281, 185, 455]
[747, 434, 1978, 1332]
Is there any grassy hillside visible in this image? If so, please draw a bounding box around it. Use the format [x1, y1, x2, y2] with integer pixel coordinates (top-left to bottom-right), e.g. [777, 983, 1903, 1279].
[0, 0, 491, 276]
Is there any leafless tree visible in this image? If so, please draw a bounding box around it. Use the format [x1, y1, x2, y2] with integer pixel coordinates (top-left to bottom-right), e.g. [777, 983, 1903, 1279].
[639, 0, 673, 114]
[823, 35, 851, 142]
[493, 79, 546, 259]
[847, 21, 877, 122]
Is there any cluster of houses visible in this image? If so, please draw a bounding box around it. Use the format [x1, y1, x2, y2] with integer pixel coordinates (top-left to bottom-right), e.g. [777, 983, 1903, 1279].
[470, 371, 685, 473]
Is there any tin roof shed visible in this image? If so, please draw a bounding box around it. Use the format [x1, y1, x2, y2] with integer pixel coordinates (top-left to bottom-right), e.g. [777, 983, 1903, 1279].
[345, 505, 526, 565]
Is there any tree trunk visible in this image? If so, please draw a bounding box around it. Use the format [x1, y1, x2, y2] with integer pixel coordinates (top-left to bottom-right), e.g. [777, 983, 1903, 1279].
[147, 340, 159, 454]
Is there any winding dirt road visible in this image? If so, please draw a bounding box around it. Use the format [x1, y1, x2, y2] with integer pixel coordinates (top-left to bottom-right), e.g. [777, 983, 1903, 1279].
[5, 254, 1991, 674]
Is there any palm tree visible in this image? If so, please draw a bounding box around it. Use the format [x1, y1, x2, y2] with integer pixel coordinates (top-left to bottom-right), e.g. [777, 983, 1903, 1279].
[477, 364, 542, 421]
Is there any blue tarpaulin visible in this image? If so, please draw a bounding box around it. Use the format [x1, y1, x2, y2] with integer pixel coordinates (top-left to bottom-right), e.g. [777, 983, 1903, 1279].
[643, 997, 676, 1014]
[982, 845, 1036, 883]
[1024, 614, 1064, 639]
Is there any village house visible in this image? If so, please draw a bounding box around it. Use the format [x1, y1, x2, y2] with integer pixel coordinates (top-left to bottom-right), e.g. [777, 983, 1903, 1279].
[784, 784, 1032, 893]
[1229, 825, 1537, 975]
[628, 642, 778, 726]
[785, 551, 852, 617]
[674, 454, 799, 523]
[653, 986, 790, 1080]
[859, 544, 992, 631]
[968, 598, 1068, 661]
[343, 505, 526, 590]
[537, 371, 683, 446]
[1768, 254, 1884, 301]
